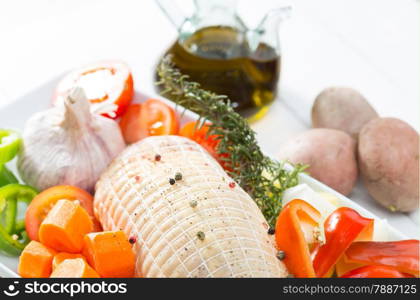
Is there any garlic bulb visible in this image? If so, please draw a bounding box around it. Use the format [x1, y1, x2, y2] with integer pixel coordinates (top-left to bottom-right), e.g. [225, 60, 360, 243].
[18, 87, 126, 192]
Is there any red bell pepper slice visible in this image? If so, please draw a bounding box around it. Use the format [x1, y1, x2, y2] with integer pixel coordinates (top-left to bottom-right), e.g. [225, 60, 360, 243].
[275, 199, 321, 278]
[344, 240, 419, 276]
[312, 207, 374, 277]
[340, 265, 415, 278]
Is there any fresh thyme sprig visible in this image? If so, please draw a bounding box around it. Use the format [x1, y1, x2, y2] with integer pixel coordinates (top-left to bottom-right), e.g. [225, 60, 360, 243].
[156, 55, 306, 227]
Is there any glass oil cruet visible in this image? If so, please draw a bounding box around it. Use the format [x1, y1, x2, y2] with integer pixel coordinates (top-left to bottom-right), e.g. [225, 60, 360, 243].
[155, 0, 290, 120]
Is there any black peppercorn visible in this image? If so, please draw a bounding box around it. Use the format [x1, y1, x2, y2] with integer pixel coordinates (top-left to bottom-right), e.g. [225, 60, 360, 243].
[169, 178, 176, 185]
[268, 227, 275, 235]
[197, 231, 205, 241]
[175, 172, 183, 181]
[190, 200, 198, 208]
[276, 250, 286, 261]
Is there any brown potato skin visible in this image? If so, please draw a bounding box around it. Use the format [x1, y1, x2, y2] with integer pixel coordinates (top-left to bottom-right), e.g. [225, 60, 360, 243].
[358, 118, 419, 212]
[312, 87, 379, 139]
[278, 129, 358, 196]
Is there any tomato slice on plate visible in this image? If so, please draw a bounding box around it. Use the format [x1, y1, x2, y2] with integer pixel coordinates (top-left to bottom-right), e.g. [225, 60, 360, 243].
[25, 185, 101, 241]
[53, 60, 134, 119]
[119, 99, 179, 144]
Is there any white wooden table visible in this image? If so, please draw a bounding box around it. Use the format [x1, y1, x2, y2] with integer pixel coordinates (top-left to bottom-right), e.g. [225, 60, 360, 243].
[0, 0, 418, 237]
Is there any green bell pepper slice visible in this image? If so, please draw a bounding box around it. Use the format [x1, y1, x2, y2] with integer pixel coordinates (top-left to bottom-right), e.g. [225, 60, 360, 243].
[0, 129, 22, 165]
[0, 164, 18, 187]
[0, 184, 38, 256]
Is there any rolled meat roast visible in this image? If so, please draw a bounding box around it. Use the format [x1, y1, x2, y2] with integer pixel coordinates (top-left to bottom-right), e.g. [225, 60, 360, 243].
[94, 135, 287, 278]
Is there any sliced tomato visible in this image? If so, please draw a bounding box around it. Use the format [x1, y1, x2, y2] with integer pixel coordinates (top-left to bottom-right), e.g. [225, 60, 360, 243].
[119, 99, 179, 144]
[53, 60, 134, 119]
[179, 122, 230, 170]
[25, 186, 101, 241]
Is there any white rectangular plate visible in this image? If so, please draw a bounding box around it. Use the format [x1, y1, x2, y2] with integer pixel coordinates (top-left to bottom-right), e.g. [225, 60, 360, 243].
[0, 78, 407, 277]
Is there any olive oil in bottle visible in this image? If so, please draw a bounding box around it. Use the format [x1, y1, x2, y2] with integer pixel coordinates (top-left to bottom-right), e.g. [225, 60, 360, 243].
[156, 26, 280, 119]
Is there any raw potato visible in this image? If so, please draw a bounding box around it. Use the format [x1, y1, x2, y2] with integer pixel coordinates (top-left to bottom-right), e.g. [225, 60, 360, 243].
[358, 118, 419, 212]
[278, 129, 358, 196]
[312, 87, 378, 139]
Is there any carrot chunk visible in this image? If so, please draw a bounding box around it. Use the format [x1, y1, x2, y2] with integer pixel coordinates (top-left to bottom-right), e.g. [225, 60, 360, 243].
[18, 241, 57, 278]
[50, 258, 100, 278]
[52, 253, 86, 270]
[83, 231, 135, 278]
[39, 199, 93, 253]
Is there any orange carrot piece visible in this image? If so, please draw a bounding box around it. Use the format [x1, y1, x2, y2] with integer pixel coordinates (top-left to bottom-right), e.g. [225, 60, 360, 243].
[39, 199, 93, 253]
[18, 241, 57, 278]
[50, 258, 100, 278]
[52, 253, 86, 270]
[83, 231, 135, 278]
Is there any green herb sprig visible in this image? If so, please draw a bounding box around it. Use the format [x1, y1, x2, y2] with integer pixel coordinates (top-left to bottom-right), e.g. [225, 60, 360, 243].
[156, 56, 306, 227]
